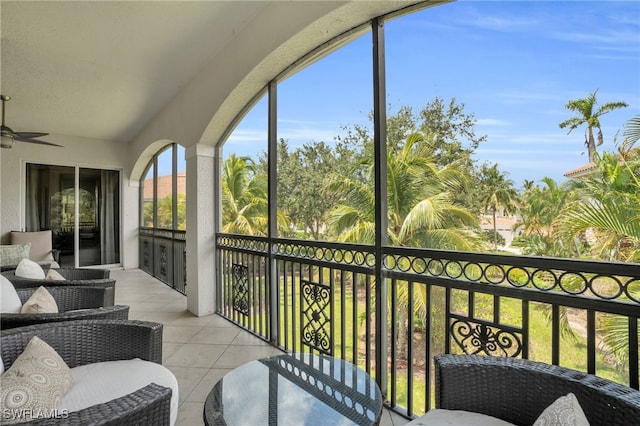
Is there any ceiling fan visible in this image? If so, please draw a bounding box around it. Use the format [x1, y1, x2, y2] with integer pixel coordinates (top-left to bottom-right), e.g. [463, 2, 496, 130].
[1, 95, 62, 148]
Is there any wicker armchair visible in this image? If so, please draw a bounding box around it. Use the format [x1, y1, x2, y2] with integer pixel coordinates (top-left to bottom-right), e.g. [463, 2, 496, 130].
[2, 268, 115, 306]
[1, 286, 128, 329]
[424, 354, 640, 426]
[0, 320, 173, 425]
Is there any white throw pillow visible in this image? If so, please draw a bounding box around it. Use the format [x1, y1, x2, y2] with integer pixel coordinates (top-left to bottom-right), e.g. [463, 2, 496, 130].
[15, 258, 46, 279]
[0, 275, 22, 313]
[533, 393, 590, 426]
[20, 286, 58, 314]
[45, 269, 66, 281]
[0, 336, 73, 424]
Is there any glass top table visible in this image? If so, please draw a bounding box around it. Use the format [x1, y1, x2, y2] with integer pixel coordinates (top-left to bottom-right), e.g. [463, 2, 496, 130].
[203, 353, 383, 426]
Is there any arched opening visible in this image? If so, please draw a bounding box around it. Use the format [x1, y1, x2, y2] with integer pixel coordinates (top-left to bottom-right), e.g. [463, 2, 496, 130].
[138, 142, 187, 292]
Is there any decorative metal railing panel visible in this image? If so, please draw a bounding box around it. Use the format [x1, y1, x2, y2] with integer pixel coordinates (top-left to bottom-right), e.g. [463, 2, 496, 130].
[159, 244, 168, 277]
[139, 227, 186, 294]
[449, 318, 523, 357]
[141, 239, 151, 271]
[218, 235, 270, 339]
[301, 279, 332, 355]
[232, 263, 250, 316]
[216, 234, 640, 420]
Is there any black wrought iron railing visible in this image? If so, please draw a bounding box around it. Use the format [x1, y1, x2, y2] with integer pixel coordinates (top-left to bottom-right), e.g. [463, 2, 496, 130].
[216, 233, 640, 418]
[139, 227, 186, 294]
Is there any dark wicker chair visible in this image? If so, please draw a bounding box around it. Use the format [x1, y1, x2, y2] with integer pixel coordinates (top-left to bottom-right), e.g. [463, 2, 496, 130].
[0, 320, 172, 426]
[429, 354, 640, 426]
[1, 286, 128, 329]
[2, 268, 115, 306]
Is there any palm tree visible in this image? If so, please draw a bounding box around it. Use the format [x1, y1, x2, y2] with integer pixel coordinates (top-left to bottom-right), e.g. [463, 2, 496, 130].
[619, 114, 640, 158]
[559, 89, 628, 162]
[557, 115, 640, 367]
[478, 163, 517, 250]
[558, 149, 640, 262]
[328, 132, 482, 358]
[221, 154, 269, 236]
[328, 132, 481, 249]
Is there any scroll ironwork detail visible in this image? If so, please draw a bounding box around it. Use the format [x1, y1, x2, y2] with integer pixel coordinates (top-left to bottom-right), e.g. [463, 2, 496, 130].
[159, 244, 167, 276]
[301, 280, 332, 355]
[143, 240, 150, 268]
[232, 263, 250, 316]
[451, 319, 522, 357]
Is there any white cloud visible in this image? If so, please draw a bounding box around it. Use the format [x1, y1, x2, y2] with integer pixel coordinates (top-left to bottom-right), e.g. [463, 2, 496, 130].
[226, 129, 266, 145]
[476, 118, 511, 126]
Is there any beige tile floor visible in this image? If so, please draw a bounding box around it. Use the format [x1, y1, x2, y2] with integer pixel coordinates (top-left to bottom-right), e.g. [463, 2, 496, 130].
[112, 268, 410, 426]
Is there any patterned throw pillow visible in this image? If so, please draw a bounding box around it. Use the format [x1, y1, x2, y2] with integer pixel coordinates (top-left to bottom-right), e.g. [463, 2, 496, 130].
[20, 286, 58, 314]
[0, 243, 31, 267]
[533, 393, 590, 426]
[45, 269, 66, 281]
[0, 336, 73, 424]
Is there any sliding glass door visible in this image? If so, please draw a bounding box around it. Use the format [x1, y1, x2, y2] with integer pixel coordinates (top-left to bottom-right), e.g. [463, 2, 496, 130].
[25, 163, 121, 267]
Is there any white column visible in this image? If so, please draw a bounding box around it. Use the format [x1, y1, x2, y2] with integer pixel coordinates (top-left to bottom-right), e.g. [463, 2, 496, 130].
[185, 143, 216, 316]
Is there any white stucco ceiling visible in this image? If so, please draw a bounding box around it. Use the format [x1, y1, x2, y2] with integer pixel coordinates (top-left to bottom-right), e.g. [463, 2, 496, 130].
[0, 1, 436, 147]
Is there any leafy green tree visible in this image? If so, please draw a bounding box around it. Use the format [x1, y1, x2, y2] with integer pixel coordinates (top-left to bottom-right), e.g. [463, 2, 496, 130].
[156, 194, 173, 229]
[418, 97, 487, 169]
[264, 139, 346, 240]
[478, 163, 518, 250]
[559, 89, 628, 162]
[516, 178, 576, 257]
[337, 98, 487, 214]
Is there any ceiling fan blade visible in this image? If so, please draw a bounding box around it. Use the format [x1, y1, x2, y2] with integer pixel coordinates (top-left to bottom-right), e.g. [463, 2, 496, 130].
[14, 131, 49, 138]
[13, 135, 63, 147]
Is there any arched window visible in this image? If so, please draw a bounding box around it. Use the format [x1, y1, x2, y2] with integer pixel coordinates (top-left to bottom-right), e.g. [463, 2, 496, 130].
[140, 143, 186, 230]
[139, 142, 187, 292]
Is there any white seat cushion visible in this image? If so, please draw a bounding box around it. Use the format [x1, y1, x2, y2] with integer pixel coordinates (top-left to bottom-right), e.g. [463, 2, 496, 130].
[407, 409, 516, 426]
[1, 275, 22, 313]
[58, 359, 179, 426]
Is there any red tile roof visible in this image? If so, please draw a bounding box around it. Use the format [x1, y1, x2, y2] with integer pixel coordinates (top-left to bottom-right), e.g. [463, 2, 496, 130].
[563, 162, 596, 178]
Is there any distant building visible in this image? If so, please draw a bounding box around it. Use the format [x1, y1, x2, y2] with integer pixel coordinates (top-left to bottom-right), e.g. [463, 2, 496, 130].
[563, 162, 597, 180]
[480, 216, 520, 247]
[143, 172, 186, 200]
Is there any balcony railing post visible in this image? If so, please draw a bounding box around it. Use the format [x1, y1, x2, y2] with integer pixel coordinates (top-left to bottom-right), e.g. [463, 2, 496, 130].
[268, 80, 279, 344]
[373, 17, 388, 397]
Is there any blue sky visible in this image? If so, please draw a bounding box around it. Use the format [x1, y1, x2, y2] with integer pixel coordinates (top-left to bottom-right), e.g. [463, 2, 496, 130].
[223, 1, 640, 188]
